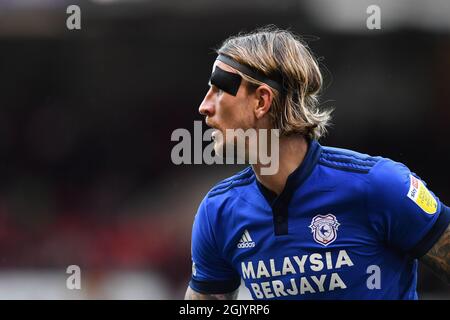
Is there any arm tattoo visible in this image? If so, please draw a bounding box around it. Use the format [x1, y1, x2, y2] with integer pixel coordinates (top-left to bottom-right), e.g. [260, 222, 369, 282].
[185, 287, 239, 300]
[420, 224, 450, 284]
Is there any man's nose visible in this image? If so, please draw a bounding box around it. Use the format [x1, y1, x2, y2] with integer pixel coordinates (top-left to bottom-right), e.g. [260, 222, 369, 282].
[199, 89, 215, 116]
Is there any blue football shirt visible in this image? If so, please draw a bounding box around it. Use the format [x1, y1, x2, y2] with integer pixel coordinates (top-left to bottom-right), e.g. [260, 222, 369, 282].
[189, 140, 450, 299]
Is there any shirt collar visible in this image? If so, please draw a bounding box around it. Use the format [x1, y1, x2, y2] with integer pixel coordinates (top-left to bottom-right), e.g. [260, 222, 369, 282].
[255, 139, 322, 207]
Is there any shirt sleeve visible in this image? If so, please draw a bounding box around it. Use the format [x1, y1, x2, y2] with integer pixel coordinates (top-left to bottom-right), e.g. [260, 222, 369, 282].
[367, 159, 450, 258]
[189, 197, 241, 294]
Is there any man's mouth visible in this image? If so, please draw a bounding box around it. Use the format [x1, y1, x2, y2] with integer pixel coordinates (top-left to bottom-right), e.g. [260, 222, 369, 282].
[206, 120, 219, 132]
[205, 118, 215, 129]
[205, 119, 225, 142]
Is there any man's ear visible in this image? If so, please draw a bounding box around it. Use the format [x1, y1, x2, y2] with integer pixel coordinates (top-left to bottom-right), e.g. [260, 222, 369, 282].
[254, 85, 274, 119]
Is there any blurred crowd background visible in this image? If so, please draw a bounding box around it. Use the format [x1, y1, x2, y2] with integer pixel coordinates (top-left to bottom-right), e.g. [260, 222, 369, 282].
[0, 0, 449, 299]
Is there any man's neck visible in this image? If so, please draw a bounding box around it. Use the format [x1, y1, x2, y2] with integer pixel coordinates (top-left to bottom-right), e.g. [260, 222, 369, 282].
[252, 135, 309, 195]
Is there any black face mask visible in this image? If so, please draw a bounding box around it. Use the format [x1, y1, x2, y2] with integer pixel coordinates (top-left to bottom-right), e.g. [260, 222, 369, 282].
[209, 65, 242, 96]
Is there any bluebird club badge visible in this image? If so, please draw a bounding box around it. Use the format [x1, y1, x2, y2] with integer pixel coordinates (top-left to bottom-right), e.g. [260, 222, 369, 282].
[309, 214, 340, 246]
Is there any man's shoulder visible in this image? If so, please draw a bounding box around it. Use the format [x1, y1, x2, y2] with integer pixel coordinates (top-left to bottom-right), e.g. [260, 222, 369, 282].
[206, 166, 256, 200]
[319, 144, 416, 195]
[194, 167, 256, 228]
[319, 144, 383, 174]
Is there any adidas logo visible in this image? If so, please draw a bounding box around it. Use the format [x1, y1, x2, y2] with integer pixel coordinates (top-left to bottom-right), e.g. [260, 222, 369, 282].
[237, 229, 256, 249]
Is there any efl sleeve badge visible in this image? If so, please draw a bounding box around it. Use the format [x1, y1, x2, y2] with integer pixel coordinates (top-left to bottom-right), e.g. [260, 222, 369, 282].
[407, 174, 438, 214]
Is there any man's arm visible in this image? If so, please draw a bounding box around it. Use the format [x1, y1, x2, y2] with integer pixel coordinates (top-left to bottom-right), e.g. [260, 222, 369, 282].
[420, 224, 450, 284]
[184, 286, 239, 300]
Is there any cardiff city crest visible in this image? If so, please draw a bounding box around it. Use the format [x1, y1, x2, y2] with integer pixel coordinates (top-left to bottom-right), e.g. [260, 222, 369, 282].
[309, 214, 340, 246]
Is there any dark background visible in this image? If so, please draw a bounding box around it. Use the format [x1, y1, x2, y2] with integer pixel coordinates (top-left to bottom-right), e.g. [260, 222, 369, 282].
[0, 0, 448, 298]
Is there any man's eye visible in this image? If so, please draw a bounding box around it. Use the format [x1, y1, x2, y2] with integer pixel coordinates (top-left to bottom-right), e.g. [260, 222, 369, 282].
[211, 85, 223, 96]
